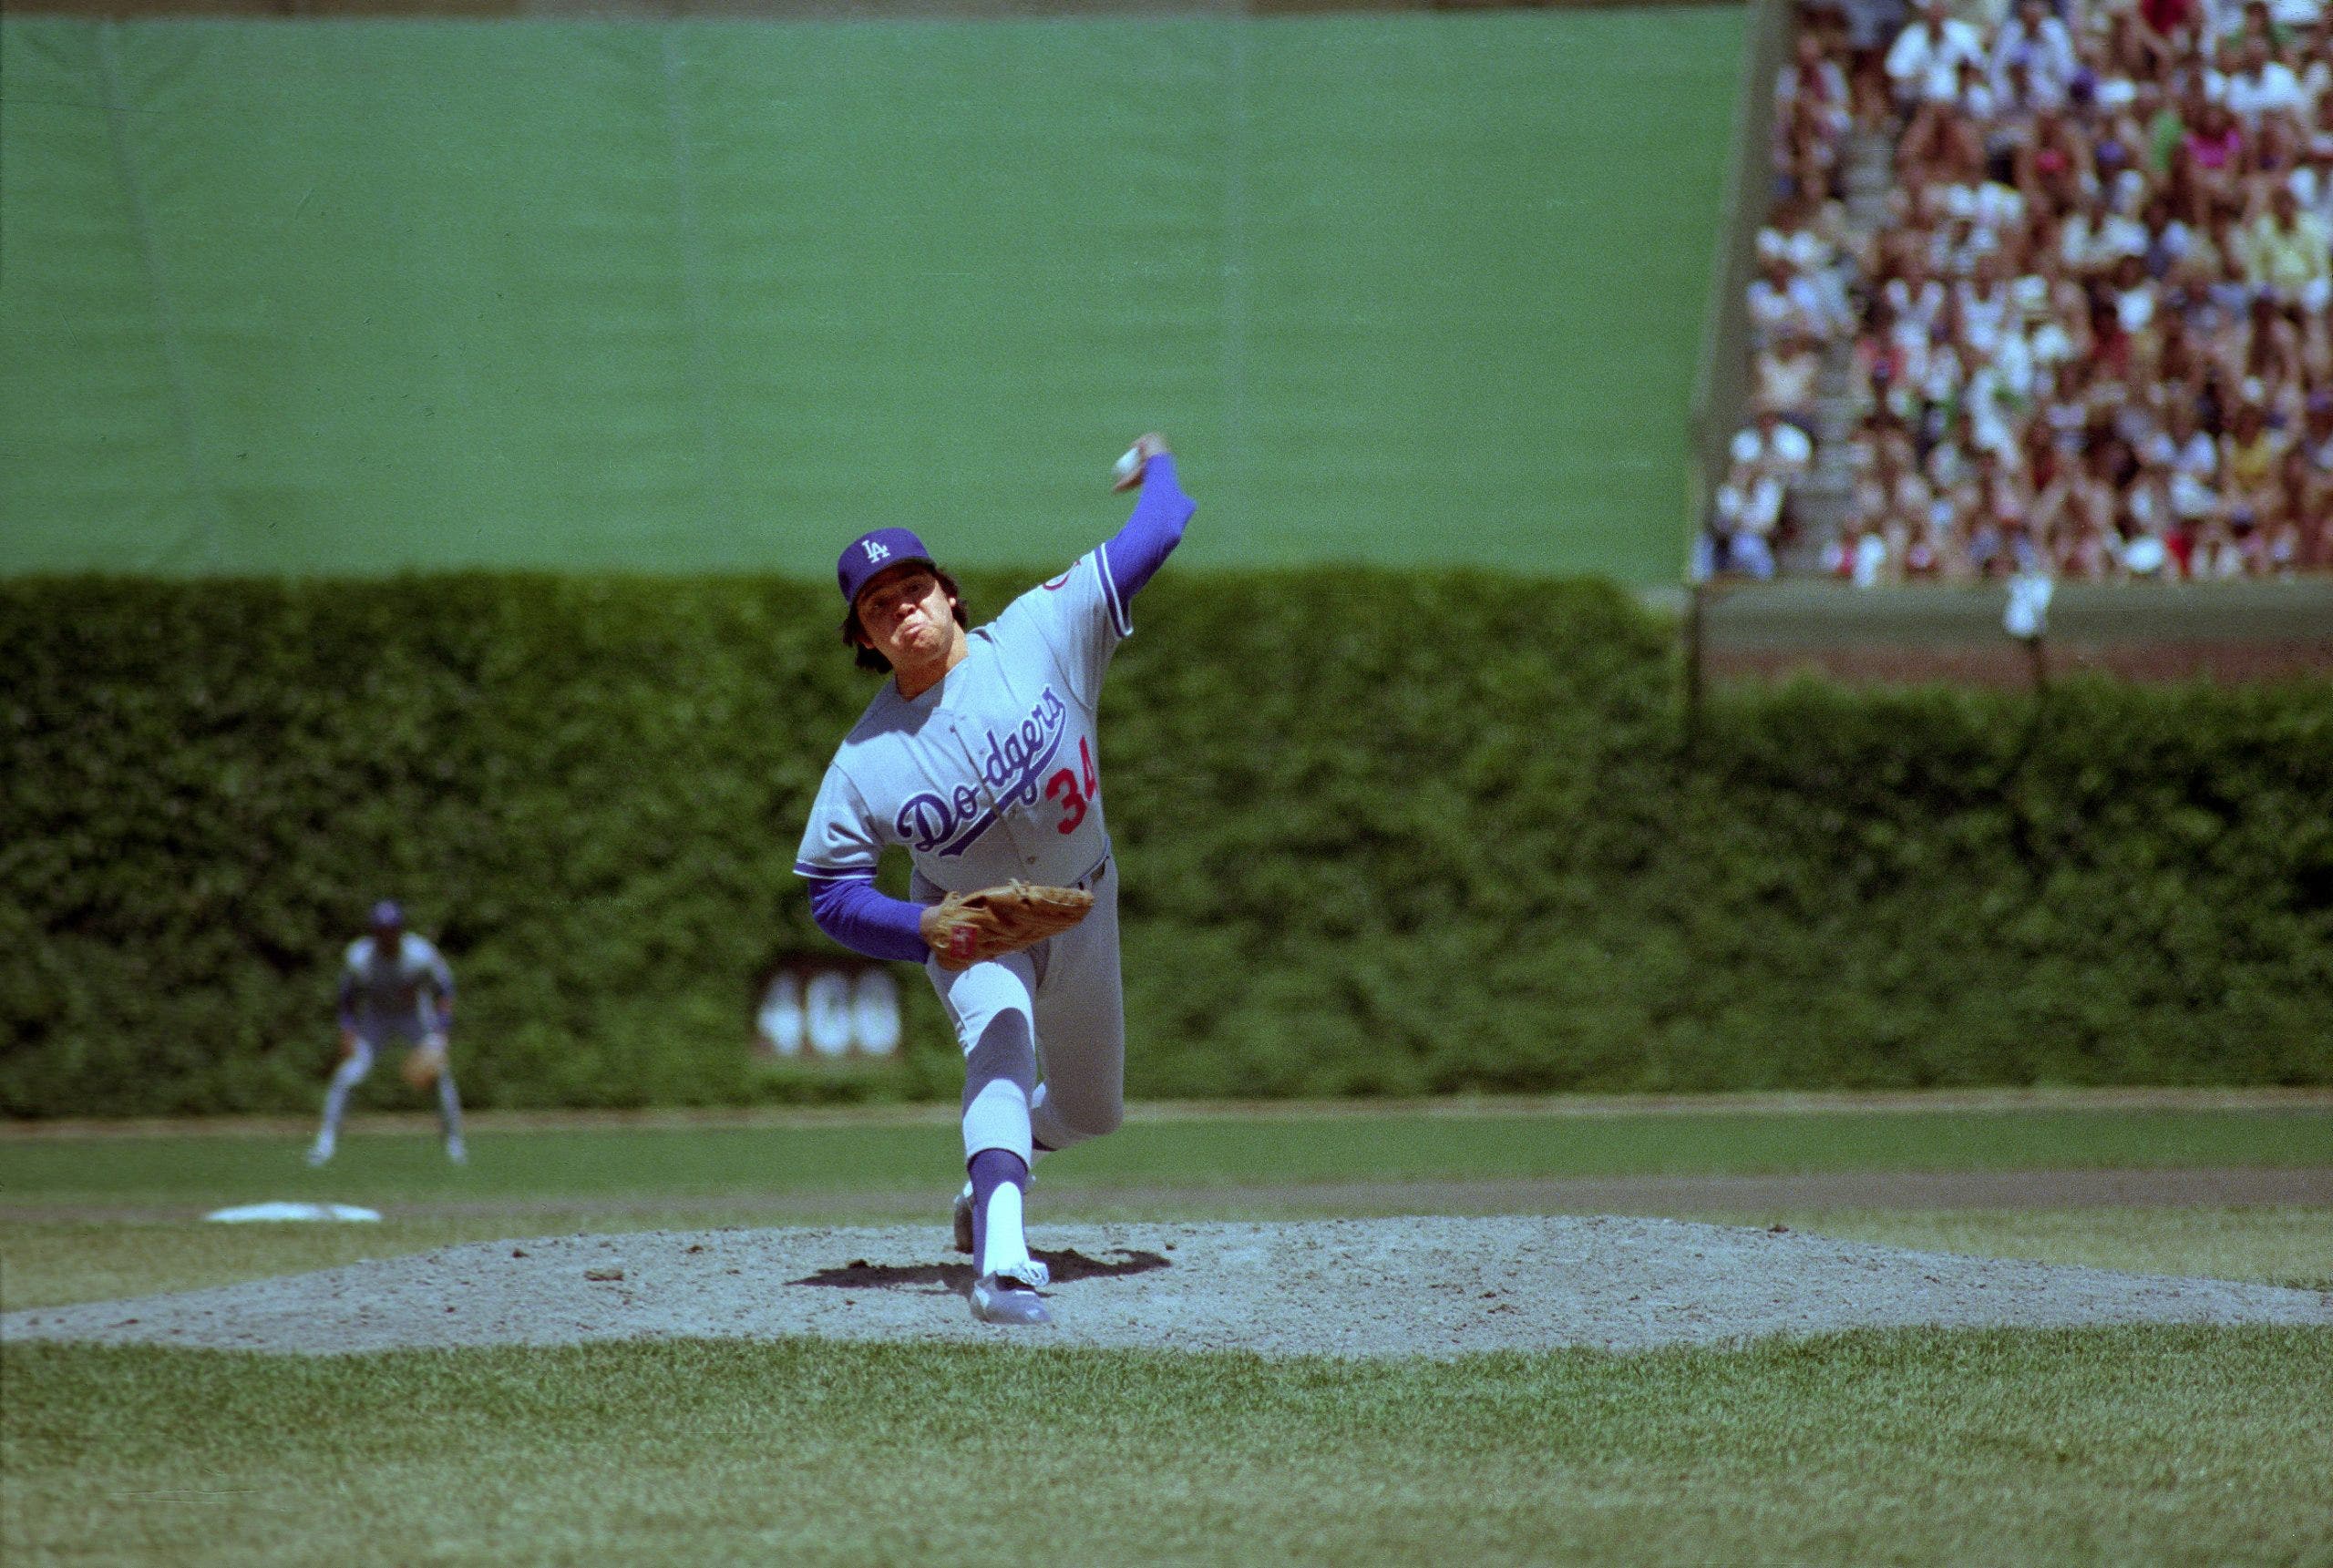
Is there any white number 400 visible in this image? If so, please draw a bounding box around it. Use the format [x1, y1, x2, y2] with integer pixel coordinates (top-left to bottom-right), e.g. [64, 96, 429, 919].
[757, 968, 901, 1058]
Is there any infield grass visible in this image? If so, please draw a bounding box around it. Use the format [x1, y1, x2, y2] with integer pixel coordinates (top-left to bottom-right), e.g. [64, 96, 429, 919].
[4, 1104, 2327, 1309]
[3, 1105, 2324, 1208]
[5, 1105, 2328, 1565]
[5, 1327, 2329, 1566]
[1711, 1207, 2333, 1294]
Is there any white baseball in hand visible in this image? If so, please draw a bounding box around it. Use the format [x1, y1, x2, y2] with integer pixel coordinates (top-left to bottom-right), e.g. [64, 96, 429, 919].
[1112, 434, 1166, 492]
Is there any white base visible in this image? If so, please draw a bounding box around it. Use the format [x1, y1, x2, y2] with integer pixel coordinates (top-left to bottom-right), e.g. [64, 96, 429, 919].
[205, 1202, 382, 1224]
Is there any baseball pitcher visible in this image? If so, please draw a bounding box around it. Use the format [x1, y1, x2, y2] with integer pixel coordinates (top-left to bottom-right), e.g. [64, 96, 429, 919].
[795, 434, 1193, 1326]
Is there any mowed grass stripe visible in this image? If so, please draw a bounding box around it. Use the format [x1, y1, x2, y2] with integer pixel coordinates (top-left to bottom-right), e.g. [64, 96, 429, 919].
[3, 1109, 2327, 1205]
[5, 1328, 2329, 1566]
[11, 1086, 2318, 1139]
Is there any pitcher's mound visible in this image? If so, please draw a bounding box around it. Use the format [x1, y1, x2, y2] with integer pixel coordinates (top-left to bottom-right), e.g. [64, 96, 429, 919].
[5, 1216, 2325, 1358]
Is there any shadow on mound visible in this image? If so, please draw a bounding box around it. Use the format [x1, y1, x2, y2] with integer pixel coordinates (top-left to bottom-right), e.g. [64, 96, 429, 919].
[793, 1246, 1172, 1293]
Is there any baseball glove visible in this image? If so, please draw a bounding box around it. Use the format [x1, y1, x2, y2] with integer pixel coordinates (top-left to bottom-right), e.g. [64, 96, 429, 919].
[927, 881, 1095, 971]
[401, 1039, 447, 1091]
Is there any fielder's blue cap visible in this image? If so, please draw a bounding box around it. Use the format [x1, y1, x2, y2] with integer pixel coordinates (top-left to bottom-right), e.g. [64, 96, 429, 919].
[837, 528, 938, 609]
[370, 899, 405, 929]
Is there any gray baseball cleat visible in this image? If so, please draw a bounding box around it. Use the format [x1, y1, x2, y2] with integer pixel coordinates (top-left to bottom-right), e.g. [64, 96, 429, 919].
[969, 1266, 1053, 1327]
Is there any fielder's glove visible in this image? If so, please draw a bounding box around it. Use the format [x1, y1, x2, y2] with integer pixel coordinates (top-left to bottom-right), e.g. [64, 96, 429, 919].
[924, 881, 1095, 971]
[402, 1038, 447, 1091]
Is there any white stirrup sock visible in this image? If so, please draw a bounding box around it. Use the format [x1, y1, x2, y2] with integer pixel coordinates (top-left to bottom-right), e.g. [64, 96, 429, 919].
[977, 1183, 1030, 1277]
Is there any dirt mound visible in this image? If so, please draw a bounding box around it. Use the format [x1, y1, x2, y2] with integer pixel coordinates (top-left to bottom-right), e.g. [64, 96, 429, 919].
[5, 1217, 2325, 1359]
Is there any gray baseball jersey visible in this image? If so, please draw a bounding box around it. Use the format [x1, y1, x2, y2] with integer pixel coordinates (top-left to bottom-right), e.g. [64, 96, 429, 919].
[340, 931, 454, 1037]
[794, 546, 1127, 895]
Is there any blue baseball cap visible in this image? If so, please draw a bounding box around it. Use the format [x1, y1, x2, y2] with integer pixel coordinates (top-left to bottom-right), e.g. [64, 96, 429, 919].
[837, 528, 938, 610]
[370, 899, 404, 929]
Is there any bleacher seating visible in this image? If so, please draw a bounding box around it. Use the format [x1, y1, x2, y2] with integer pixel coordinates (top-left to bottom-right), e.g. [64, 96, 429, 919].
[1706, 0, 2332, 585]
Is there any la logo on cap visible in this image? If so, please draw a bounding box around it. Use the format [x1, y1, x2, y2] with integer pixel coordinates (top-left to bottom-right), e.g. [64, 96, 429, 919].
[863, 539, 890, 563]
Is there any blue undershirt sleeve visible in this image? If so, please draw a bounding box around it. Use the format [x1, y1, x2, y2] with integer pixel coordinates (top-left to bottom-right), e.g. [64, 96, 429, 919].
[1100, 453, 1194, 604]
[807, 876, 932, 964]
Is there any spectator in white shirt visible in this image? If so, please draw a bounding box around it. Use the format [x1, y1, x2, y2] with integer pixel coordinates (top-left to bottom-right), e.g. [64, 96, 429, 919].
[1933, 210, 1998, 273]
[2218, 39, 2303, 125]
[1959, 337, 2029, 456]
[2150, 386, 2216, 469]
[1952, 53, 2002, 123]
[1887, 0, 1987, 106]
[2061, 188, 2148, 269]
[2111, 252, 2162, 333]
[1957, 251, 2019, 351]
[1780, 32, 1855, 127]
[1756, 331, 1826, 430]
[1712, 408, 1814, 579]
[2151, 393, 2225, 523]
[1906, 54, 1996, 174]
[1761, 211, 1841, 275]
[1731, 405, 1816, 472]
[2296, 21, 2332, 107]
[1992, 0, 2080, 100]
[1992, 55, 2067, 135]
[2292, 99, 2333, 218]
[1748, 253, 1840, 343]
[1846, 434, 1932, 579]
[2121, 450, 2181, 574]
[1884, 245, 1951, 330]
[1958, 174, 2029, 234]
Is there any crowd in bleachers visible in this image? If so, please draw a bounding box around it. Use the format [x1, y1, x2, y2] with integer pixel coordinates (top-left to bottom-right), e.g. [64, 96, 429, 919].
[1710, 0, 2333, 584]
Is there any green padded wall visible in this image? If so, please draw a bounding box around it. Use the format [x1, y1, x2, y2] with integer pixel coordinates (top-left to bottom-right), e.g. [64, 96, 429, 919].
[1, 12, 1742, 583]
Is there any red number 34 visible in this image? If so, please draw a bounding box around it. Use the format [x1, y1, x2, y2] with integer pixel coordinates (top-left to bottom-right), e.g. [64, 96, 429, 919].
[1044, 739, 1099, 835]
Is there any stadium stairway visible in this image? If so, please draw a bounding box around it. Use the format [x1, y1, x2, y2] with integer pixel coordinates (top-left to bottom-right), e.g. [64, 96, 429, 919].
[1785, 121, 1896, 571]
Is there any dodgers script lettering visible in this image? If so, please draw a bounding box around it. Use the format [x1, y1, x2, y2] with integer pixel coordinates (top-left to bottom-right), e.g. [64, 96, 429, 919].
[894, 688, 1074, 856]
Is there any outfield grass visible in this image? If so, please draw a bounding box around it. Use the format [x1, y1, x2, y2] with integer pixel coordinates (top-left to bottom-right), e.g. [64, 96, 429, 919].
[5, 1328, 2328, 1566]
[4, 1107, 2325, 1208]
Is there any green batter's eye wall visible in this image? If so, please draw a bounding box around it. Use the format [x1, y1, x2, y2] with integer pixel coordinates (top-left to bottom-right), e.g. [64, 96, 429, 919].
[1, 11, 1741, 585]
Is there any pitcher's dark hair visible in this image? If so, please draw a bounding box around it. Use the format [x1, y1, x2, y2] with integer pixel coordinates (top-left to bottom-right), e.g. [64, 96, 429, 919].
[843, 569, 969, 672]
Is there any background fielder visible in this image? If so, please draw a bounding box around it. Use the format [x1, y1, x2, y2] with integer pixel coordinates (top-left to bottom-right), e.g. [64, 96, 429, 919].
[794, 435, 1193, 1326]
[307, 900, 467, 1166]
